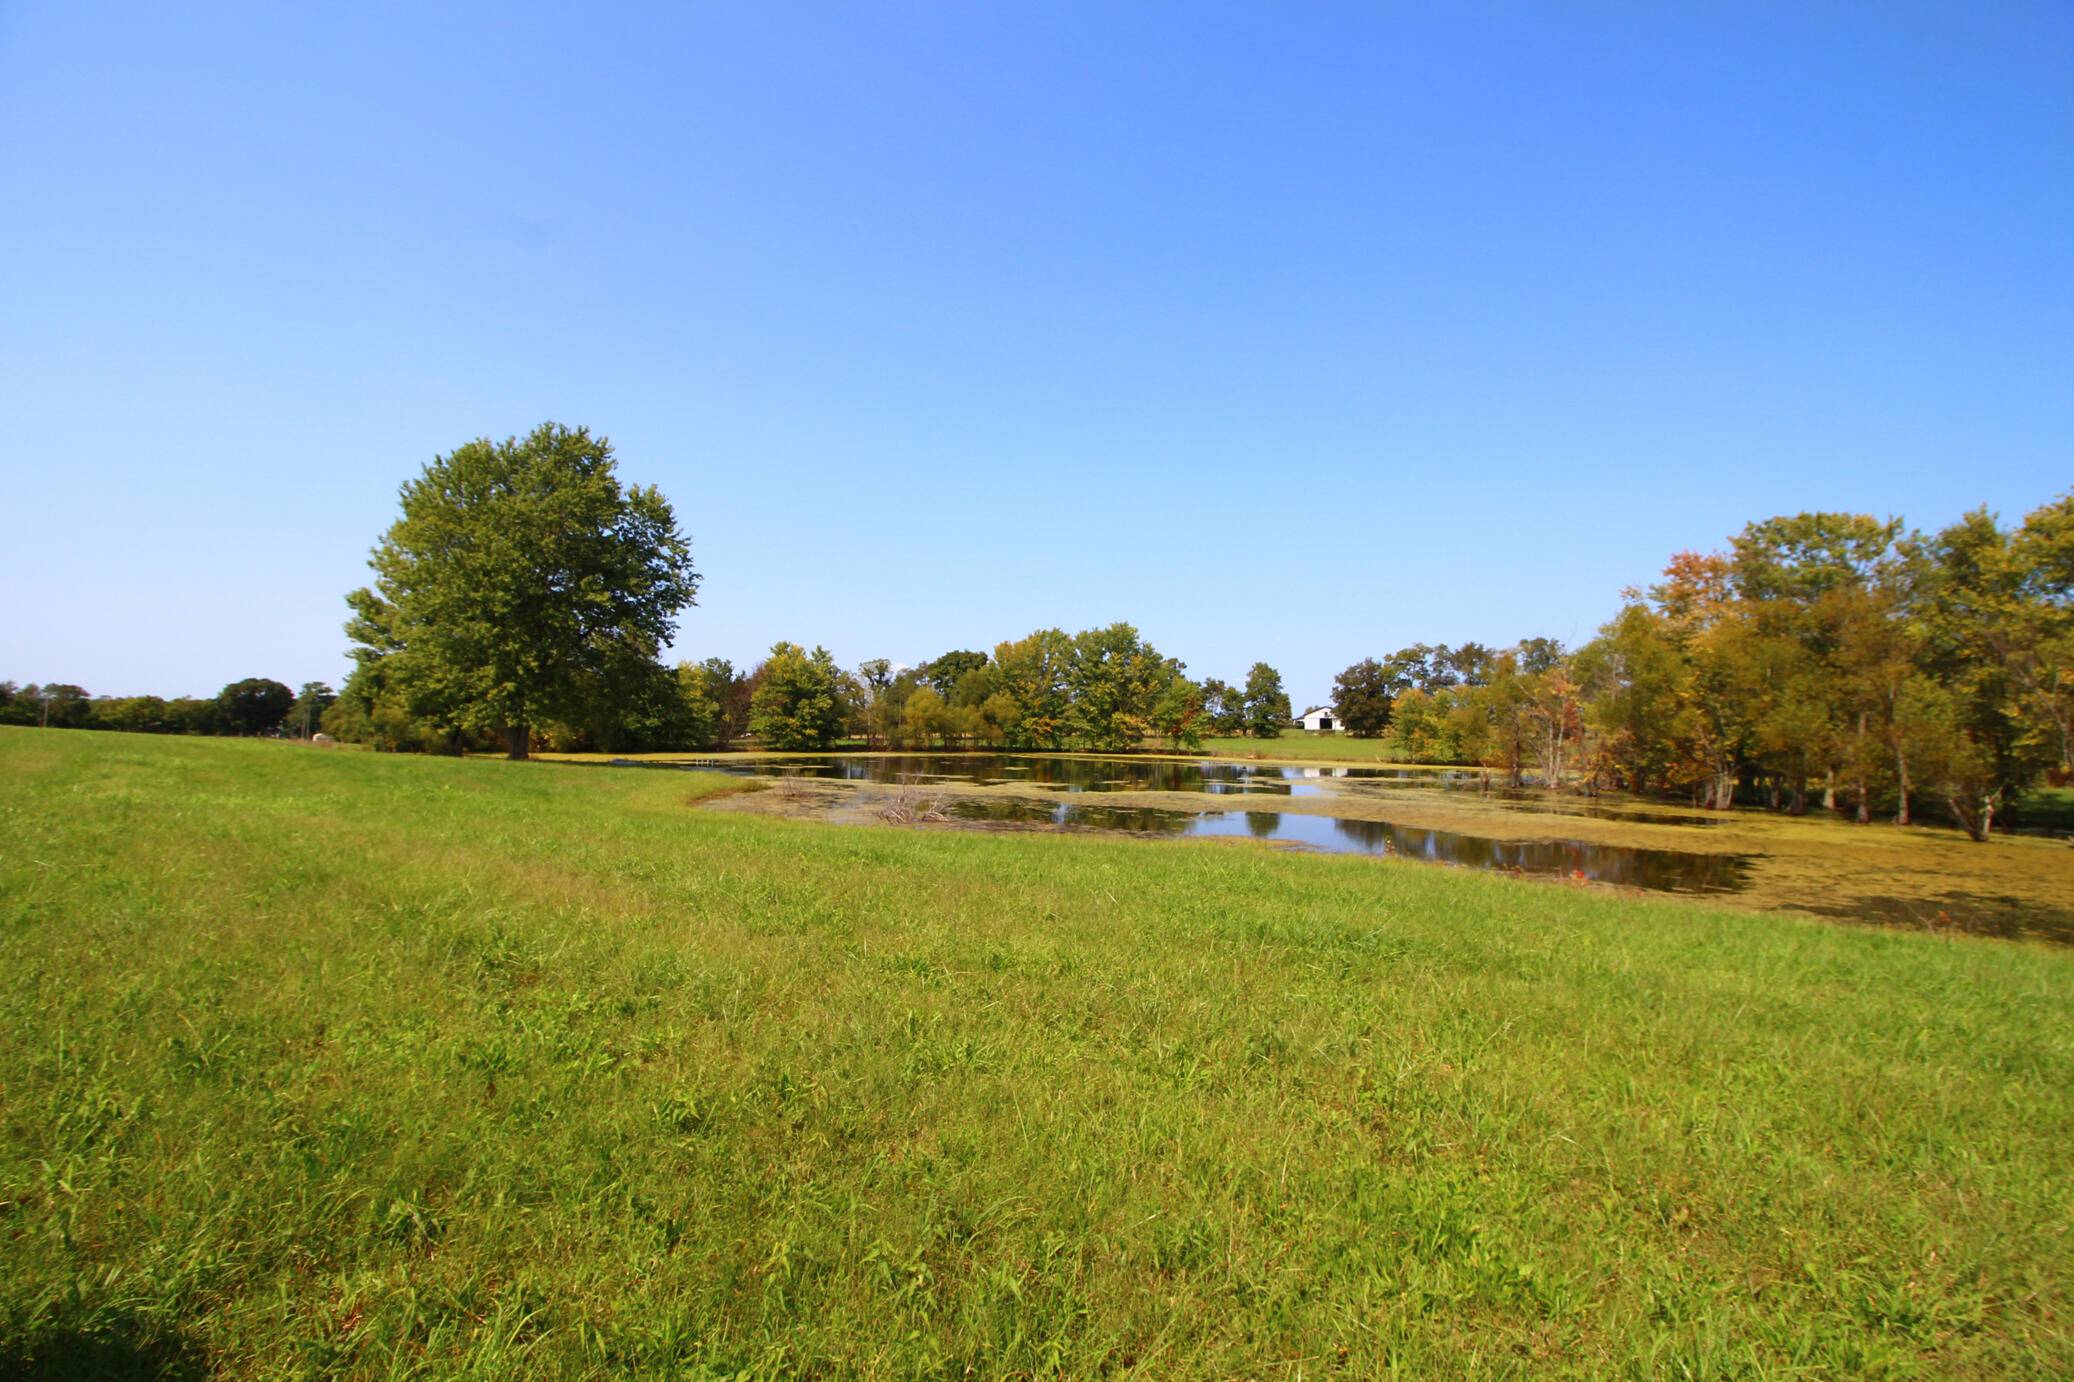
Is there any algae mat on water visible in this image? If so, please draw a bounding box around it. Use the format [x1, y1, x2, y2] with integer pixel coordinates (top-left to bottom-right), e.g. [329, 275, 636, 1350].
[1, 727, 2070, 1377]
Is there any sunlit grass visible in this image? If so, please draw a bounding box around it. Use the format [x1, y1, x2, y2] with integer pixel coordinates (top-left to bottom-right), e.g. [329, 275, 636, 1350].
[1199, 732, 1414, 763]
[2, 728, 2070, 1377]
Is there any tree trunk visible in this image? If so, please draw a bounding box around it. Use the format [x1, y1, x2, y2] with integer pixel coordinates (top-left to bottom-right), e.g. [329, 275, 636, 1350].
[1894, 746, 1911, 827]
[505, 723, 529, 760]
[1946, 789, 1999, 843]
[1852, 713, 1870, 822]
[1820, 769, 1835, 812]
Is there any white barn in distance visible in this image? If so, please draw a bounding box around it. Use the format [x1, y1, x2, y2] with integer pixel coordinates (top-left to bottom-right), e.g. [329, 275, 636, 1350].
[1299, 705, 1339, 732]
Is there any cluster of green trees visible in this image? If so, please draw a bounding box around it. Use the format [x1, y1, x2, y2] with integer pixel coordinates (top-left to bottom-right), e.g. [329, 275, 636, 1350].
[1332, 496, 2072, 839]
[313, 421, 1320, 759]
[0, 678, 335, 738]
[743, 626, 1228, 753]
[1198, 664, 1292, 738]
[310, 415, 1299, 759]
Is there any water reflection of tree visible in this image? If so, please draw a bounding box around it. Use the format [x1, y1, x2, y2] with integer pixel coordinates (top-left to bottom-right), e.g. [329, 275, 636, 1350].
[1331, 818, 1395, 852]
[747, 753, 1753, 897]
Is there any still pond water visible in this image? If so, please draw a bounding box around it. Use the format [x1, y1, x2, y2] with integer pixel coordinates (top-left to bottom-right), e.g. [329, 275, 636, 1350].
[665, 754, 1721, 825]
[943, 796, 1752, 894]
[633, 753, 1749, 897]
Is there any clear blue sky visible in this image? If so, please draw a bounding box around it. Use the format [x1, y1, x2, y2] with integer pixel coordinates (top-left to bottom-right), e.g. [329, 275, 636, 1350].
[4, 3, 2069, 709]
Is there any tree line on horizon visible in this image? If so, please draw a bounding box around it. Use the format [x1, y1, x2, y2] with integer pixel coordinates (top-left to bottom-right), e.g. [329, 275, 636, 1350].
[0, 677, 335, 739]
[707, 632, 1289, 757]
[1329, 498, 2071, 839]
[8, 422, 2063, 842]
[0, 636, 1286, 760]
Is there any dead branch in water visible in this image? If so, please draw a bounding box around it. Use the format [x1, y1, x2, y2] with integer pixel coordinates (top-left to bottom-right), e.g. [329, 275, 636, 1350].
[877, 786, 952, 824]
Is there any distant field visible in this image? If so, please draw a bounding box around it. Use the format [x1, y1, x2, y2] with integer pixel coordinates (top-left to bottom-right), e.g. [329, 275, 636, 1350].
[1198, 732, 1413, 762]
[704, 736, 1420, 764]
[3, 728, 2071, 1377]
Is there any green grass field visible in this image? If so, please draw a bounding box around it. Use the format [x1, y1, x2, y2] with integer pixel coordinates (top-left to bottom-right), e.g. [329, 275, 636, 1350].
[2019, 785, 2074, 833]
[1198, 733, 1413, 763]
[3, 729, 2071, 1377]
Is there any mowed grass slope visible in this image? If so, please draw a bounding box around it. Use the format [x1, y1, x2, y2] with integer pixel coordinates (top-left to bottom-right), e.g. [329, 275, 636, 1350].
[1, 730, 2069, 1378]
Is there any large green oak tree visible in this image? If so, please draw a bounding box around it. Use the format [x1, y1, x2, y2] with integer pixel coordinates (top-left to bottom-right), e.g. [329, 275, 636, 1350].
[345, 423, 698, 759]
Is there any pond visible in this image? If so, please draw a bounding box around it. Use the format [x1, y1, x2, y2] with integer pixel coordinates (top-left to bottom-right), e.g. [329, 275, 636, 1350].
[657, 752, 1354, 794]
[940, 797, 1753, 894]
[643, 753, 1724, 826]
[614, 753, 1750, 898]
